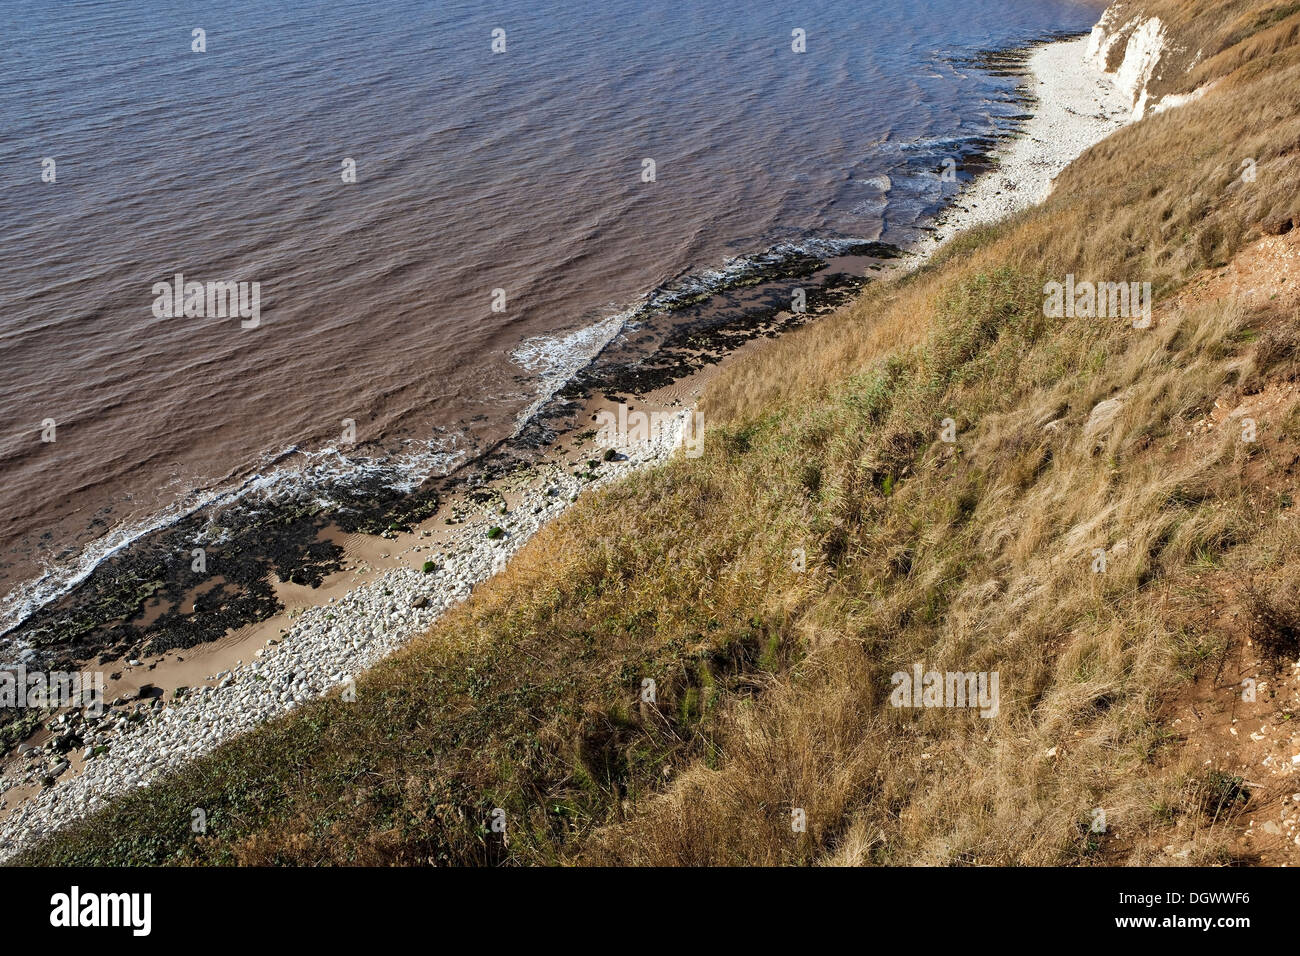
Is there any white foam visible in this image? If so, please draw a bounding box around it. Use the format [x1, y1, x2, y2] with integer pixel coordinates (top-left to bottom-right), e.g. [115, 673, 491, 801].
[510, 310, 631, 431]
[0, 436, 466, 649]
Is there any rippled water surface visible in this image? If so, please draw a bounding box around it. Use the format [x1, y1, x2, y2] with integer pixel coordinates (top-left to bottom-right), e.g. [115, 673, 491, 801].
[0, 0, 1103, 630]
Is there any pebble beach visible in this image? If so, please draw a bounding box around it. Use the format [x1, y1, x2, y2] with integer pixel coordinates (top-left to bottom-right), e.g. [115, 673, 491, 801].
[912, 36, 1133, 258]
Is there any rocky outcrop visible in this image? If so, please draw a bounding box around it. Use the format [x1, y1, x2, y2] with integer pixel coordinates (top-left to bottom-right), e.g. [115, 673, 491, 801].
[1085, 2, 1209, 119]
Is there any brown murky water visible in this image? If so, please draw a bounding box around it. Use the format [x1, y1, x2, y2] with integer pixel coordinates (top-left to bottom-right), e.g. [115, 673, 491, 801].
[0, 0, 1105, 638]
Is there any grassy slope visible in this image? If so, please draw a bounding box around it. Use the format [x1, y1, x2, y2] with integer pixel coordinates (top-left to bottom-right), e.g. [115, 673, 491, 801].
[20, 0, 1300, 865]
[1097, 0, 1300, 100]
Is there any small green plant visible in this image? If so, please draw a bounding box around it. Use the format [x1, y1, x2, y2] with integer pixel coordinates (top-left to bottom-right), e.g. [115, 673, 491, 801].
[1149, 800, 1176, 824]
[486, 526, 504, 540]
[421, 560, 435, 574]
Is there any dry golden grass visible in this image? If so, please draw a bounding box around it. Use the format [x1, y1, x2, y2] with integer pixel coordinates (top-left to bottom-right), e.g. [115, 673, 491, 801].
[586, 292, 1289, 864]
[21, 0, 1300, 866]
[1095, 0, 1300, 98]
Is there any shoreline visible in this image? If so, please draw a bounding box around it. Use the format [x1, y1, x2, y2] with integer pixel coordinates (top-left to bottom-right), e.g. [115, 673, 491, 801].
[0, 239, 894, 671]
[0, 33, 1131, 859]
[910, 36, 1131, 259]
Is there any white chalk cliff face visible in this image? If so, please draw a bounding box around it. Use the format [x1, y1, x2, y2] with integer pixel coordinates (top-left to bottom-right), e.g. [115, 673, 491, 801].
[1084, 2, 1204, 119]
[1084, 5, 1138, 70]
